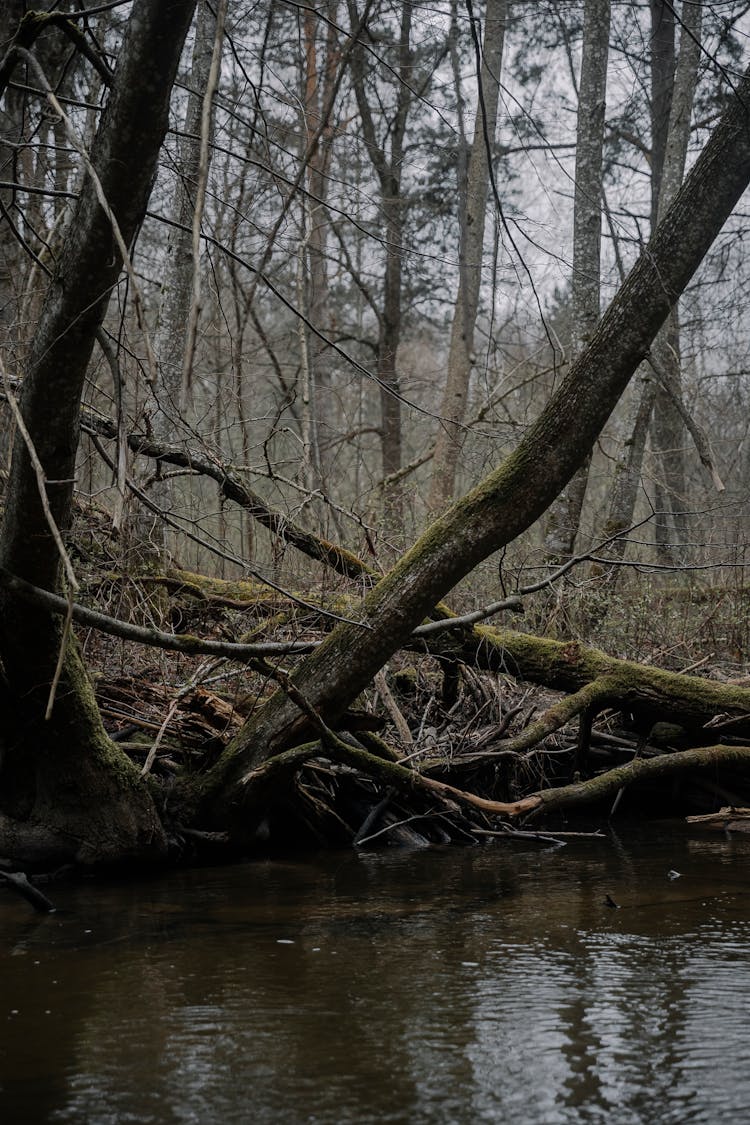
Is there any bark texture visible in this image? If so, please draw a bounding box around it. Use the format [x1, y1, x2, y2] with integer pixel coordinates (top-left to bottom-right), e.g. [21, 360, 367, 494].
[603, 1, 701, 556]
[300, 1, 339, 500]
[137, 0, 221, 551]
[543, 0, 610, 559]
[0, 0, 197, 865]
[428, 0, 507, 514]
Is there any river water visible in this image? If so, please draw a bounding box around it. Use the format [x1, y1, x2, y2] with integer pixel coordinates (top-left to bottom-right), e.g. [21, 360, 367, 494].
[1, 827, 749, 1124]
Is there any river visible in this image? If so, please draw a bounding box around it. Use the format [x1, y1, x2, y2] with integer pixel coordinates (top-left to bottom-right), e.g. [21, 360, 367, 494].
[1, 826, 749, 1123]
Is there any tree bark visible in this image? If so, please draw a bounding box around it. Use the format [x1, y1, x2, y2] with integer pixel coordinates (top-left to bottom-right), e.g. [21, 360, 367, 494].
[0, 2, 25, 496]
[650, 1, 703, 561]
[199, 52, 750, 830]
[348, 0, 414, 539]
[0, 0, 197, 866]
[543, 0, 610, 560]
[603, 1, 701, 560]
[300, 1, 339, 502]
[428, 0, 507, 514]
[0, 0, 26, 361]
[136, 0, 221, 553]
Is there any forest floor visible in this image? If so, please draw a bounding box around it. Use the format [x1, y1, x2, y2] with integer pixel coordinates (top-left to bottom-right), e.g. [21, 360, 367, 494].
[69, 501, 750, 852]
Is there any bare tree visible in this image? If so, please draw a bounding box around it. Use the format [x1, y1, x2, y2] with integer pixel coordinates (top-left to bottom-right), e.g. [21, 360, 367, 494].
[0, 0, 197, 865]
[602, 1, 702, 556]
[543, 0, 610, 560]
[428, 0, 507, 515]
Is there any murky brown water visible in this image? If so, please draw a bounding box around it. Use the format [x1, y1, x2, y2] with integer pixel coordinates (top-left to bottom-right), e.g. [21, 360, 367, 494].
[1, 827, 749, 1123]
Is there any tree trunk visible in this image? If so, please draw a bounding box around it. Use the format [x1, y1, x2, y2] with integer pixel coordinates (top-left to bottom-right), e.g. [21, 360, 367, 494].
[0, 0, 197, 867]
[348, 0, 413, 541]
[0, 2, 25, 495]
[650, 1, 703, 561]
[300, 2, 339, 503]
[0, 0, 25, 359]
[135, 0, 221, 554]
[199, 54, 750, 831]
[603, 1, 701, 560]
[428, 0, 507, 515]
[543, 0, 610, 560]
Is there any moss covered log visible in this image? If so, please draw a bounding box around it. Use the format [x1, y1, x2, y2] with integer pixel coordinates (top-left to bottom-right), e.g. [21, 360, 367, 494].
[508, 744, 750, 820]
[450, 627, 750, 735]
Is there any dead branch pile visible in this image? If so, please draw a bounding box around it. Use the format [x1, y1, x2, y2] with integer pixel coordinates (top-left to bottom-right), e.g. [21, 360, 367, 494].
[76, 561, 750, 852]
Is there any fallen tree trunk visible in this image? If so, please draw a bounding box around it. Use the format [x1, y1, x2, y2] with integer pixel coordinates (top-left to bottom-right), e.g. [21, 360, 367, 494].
[14, 562, 750, 744]
[196, 52, 750, 834]
[504, 745, 750, 821]
[446, 627, 750, 737]
[154, 570, 750, 738]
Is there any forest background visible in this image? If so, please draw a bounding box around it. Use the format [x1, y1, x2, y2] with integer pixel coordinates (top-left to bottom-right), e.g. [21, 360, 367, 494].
[3, 0, 750, 868]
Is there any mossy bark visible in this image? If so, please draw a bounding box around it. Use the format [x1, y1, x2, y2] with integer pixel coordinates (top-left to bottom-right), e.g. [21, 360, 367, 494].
[455, 627, 750, 734]
[510, 744, 750, 821]
[0, 0, 196, 867]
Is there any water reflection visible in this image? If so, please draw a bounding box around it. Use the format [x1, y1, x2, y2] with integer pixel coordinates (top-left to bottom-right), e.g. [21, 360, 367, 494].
[1, 829, 749, 1123]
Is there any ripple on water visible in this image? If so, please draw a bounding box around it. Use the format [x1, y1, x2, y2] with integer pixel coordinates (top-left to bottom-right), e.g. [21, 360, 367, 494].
[2, 832, 750, 1124]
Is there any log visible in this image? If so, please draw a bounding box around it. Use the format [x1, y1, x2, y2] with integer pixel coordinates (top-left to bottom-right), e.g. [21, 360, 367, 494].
[507, 745, 750, 820]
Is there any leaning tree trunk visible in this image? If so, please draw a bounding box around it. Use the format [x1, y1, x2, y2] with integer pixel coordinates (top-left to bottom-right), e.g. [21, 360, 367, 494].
[602, 1, 701, 557]
[428, 0, 507, 515]
[0, 0, 197, 866]
[543, 0, 610, 560]
[198, 52, 750, 835]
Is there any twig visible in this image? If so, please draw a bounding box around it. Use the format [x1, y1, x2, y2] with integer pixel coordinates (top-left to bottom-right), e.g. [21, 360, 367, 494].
[647, 351, 725, 492]
[0, 565, 320, 661]
[0, 362, 78, 593]
[0, 359, 79, 718]
[354, 811, 441, 847]
[374, 670, 413, 749]
[142, 659, 224, 777]
[19, 49, 158, 387]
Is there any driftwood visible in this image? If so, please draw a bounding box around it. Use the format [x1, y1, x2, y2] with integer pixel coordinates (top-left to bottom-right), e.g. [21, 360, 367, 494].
[686, 806, 750, 833]
[0, 869, 56, 912]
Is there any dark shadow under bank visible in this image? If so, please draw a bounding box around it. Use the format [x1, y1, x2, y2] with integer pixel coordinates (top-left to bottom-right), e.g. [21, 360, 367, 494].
[2, 793, 747, 914]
